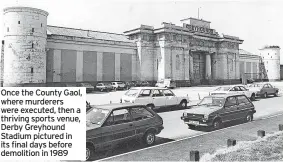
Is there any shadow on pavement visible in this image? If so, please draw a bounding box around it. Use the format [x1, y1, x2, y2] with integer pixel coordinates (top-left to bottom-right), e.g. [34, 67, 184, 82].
[90, 137, 174, 161]
[189, 119, 250, 132]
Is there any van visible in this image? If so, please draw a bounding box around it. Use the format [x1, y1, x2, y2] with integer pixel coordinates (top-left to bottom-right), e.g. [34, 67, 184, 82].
[155, 79, 176, 89]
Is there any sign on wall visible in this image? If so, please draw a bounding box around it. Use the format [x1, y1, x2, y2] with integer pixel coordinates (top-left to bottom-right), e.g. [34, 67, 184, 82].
[184, 24, 214, 35]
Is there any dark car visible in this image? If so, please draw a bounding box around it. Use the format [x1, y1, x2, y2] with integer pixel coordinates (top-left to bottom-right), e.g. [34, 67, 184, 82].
[247, 83, 279, 98]
[125, 81, 137, 89]
[77, 83, 95, 93]
[86, 103, 164, 161]
[181, 94, 256, 130]
[136, 81, 151, 87]
[95, 82, 113, 92]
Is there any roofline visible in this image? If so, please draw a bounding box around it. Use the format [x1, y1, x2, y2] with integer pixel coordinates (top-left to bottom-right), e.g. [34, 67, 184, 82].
[180, 17, 211, 23]
[47, 25, 127, 36]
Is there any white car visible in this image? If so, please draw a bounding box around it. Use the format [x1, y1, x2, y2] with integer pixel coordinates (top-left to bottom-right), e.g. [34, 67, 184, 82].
[155, 79, 177, 89]
[120, 87, 189, 111]
[111, 82, 126, 90]
[210, 85, 257, 101]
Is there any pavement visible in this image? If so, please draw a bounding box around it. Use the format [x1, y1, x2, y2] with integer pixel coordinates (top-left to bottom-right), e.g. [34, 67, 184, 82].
[100, 113, 283, 161]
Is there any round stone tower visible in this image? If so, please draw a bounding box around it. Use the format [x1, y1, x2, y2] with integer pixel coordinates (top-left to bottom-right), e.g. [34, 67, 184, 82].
[259, 46, 280, 81]
[3, 7, 48, 86]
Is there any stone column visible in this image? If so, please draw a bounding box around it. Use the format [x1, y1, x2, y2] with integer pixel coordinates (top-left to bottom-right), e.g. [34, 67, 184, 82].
[97, 52, 103, 81]
[53, 49, 61, 82]
[205, 53, 212, 79]
[189, 51, 194, 80]
[114, 53, 120, 81]
[76, 51, 83, 82]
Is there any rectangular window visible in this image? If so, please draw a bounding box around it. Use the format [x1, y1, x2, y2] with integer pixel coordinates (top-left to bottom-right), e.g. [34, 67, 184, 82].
[7, 27, 9, 32]
[41, 23, 42, 27]
[32, 28, 34, 32]
[31, 43, 34, 48]
[18, 21, 20, 24]
[30, 67, 34, 73]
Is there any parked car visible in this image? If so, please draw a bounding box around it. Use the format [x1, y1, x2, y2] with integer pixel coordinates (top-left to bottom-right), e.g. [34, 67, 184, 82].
[95, 82, 113, 92]
[121, 87, 189, 111]
[136, 81, 151, 87]
[111, 82, 126, 90]
[86, 103, 164, 161]
[247, 83, 279, 98]
[210, 85, 257, 101]
[181, 94, 256, 130]
[247, 78, 255, 83]
[77, 83, 95, 93]
[125, 81, 137, 89]
[86, 101, 91, 112]
[65, 83, 77, 87]
[155, 79, 177, 89]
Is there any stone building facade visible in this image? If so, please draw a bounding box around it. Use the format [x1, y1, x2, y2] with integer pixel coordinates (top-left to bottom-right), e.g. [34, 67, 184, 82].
[1, 6, 278, 87]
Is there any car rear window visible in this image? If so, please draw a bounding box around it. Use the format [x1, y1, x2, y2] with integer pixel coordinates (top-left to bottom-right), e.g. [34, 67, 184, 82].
[86, 108, 110, 125]
[125, 89, 140, 97]
[237, 95, 251, 105]
[215, 87, 231, 91]
[131, 107, 154, 121]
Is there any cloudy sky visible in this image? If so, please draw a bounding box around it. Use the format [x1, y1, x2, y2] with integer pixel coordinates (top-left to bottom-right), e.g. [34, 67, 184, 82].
[1, 0, 283, 63]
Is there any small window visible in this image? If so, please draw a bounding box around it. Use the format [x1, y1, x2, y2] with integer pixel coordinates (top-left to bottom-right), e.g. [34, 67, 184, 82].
[18, 21, 20, 24]
[32, 28, 34, 32]
[41, 23, 42, 27]
[271, 56, 272, 58]
[111, 109, 131, 125]
[225, 96, 237, 107]
[30, 67, 34, 73]
[268, 53, 269, 55]
[138, 89, 152, 97]
[131, 107, 153, 121]
[152, 90, 164, 97]
[163, 89, 174, 96]
[7, 27, 9, 32]
[237, 96, 250, 106]
[31, 43, 34, 48]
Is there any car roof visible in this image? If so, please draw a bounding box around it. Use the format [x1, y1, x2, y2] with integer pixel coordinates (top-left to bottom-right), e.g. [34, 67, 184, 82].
[92, 103, 145, 110]
[129, 87, 168, 90]
[207, 94, 246, 98]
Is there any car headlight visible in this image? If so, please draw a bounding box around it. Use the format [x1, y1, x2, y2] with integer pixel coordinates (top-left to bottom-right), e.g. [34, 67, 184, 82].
[204, 114, 209, 119]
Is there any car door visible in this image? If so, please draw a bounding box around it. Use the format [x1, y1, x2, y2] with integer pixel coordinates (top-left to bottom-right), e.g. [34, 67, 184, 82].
[236, 95, 253, 119]
[163, 89, 179, 107]
[268, 84, 276, 94]
[239, 86, 251, 97]
[222, 96, 240, 122]
[135, 89, 153, 105]
[151, 89, 166, 108]
[262, 84, 269, 95]
[105, 108, 135, 146]
[130, 106, 155, 138]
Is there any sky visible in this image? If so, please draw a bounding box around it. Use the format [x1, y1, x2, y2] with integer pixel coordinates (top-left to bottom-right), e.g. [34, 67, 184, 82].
[1, 0, 283, 63]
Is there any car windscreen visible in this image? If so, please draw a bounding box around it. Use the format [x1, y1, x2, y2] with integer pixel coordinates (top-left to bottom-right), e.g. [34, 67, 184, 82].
[86, 108, 110, 125]
[117, 82, 123, 84]
[248, 84, 263, 87]
[198, 97, 225, 107]
[125, 89, 140, 97]
[215, 87, 231, 91]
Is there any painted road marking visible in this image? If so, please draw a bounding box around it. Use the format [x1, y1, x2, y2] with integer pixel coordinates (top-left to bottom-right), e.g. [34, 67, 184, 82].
[95, 112, 283, 162]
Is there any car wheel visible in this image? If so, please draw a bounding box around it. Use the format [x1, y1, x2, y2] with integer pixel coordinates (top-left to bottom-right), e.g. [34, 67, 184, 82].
[212, 119, 222, 130]
[179, 100, 187, 109]
[86, 145, 95, 161]
[146, 104, 155, 111]
[263, 92, 268, 98]
[188, 124, 196, 129]
[250, 93, 256, 101]
[245, 113, 253, 122]
[274, 91, 278, 97]
[143, 131, 156, 146]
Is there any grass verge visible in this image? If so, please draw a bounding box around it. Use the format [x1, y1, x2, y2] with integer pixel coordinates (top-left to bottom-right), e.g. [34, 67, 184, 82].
[200, 131, 283, 161]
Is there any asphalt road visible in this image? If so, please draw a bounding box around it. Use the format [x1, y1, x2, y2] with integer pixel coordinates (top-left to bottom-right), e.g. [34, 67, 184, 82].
[101, 113, 283, 161]
[86, 94, 283, 161]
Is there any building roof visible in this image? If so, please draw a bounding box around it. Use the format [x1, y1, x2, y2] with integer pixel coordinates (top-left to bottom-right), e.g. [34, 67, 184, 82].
[47, 25, 134, 43]
[91, 103, 145, 110]
[239, 49, 255, 55]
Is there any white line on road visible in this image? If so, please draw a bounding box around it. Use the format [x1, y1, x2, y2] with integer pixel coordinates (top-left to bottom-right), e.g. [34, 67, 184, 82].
[95, 112, 283, 162]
